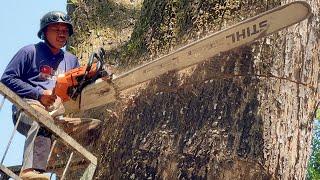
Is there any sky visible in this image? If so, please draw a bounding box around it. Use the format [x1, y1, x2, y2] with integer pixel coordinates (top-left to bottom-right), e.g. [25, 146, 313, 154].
[0, 0, 68, 169]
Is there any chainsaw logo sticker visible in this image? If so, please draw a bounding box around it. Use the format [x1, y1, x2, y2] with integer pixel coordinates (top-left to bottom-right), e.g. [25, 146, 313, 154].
[226, 20, 268, 43]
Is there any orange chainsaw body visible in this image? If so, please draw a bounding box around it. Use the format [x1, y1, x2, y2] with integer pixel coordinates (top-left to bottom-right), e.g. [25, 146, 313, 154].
[55, 63, 98, 102]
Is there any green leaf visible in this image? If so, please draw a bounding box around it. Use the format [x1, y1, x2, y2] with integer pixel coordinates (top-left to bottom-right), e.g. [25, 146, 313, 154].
[67, 0, 78, 5]
[307, 121, 320, 179]
[316, 109, 320, 120]
[67, 46, 77, 54]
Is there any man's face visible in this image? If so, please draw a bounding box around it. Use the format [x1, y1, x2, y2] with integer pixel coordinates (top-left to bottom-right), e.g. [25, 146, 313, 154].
[45, 23, 69, 49]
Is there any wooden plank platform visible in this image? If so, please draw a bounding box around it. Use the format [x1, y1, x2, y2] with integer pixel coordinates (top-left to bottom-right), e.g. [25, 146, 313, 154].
[0, 83, 97, 179]
[0, 164, 21, 180]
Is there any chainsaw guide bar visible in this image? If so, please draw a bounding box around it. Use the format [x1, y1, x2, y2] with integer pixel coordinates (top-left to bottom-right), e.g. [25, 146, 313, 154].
[63, 1, 311, 112]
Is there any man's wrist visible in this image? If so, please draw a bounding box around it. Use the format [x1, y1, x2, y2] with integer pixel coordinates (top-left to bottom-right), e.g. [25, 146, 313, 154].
[37, 88, 44, 100]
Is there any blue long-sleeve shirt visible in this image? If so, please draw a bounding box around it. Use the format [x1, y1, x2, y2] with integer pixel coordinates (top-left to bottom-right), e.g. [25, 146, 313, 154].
[1, 42, 79, 100]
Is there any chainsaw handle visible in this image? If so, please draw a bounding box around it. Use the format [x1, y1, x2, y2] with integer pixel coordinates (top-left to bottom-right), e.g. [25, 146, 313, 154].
[70, 48, 106, 100]
[86, 52, 99, 72]
[97, 47, 105, 61]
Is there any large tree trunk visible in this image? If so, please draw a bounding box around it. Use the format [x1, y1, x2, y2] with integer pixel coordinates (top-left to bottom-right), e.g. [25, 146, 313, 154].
[67, 0, 320, 179]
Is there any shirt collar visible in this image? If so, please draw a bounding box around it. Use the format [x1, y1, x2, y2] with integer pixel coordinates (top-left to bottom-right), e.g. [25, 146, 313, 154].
[38, 41, 64, 59]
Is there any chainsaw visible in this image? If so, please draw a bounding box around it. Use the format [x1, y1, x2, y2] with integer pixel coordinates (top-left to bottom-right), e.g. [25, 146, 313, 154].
[56, 2, 311, 111]
[54, 48, 113, 102]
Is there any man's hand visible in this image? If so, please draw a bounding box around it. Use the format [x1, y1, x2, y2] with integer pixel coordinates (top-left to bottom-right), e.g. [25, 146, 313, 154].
[39, 90, 57, 108]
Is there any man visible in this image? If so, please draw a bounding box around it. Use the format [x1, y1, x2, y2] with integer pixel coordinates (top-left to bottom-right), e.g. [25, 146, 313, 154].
[1, 11, 100, 179]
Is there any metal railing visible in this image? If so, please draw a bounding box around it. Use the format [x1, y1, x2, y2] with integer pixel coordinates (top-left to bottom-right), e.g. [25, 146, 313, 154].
[0, 83, 97, 180]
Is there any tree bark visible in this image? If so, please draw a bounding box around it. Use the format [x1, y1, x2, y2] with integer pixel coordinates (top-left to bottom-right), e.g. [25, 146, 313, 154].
[67, 0, 320, 179]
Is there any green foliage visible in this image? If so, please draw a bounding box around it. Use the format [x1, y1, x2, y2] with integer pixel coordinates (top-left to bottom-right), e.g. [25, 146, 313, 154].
[67, 45, 77, 55]
[67, 0, 78, 5]
[307, 119, 320, 180]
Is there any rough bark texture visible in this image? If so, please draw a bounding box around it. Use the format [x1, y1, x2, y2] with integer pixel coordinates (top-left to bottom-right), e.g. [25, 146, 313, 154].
[67, 0, 320, 179]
